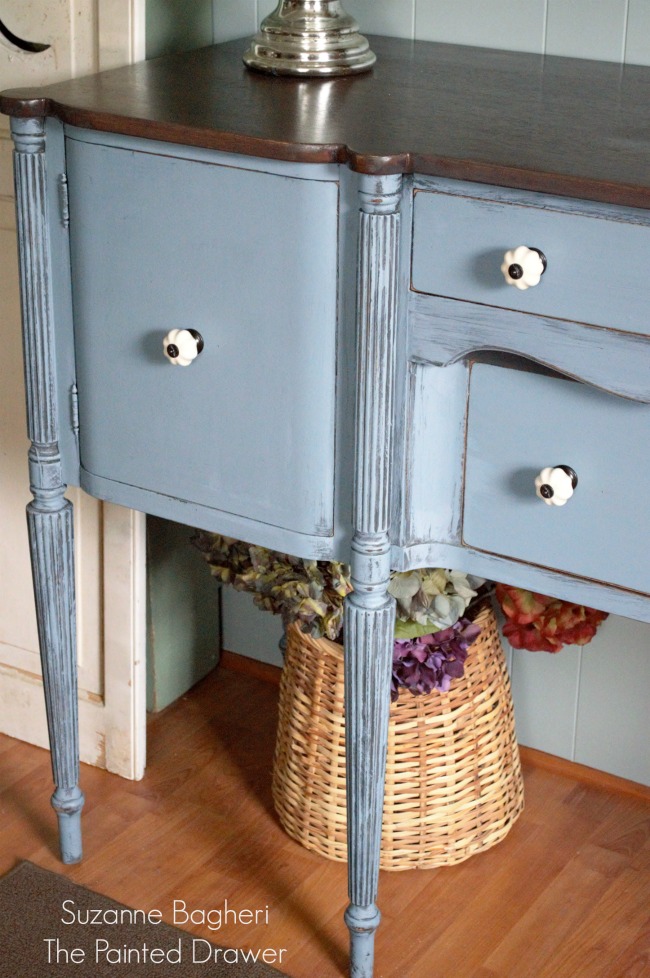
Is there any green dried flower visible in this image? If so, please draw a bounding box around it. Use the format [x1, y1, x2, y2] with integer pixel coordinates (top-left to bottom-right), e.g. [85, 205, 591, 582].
[388, 568, 483, 639]
[193, 533, 352, 641]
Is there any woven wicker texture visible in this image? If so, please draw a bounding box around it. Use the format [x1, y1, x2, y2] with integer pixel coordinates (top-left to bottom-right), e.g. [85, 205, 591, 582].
[272, 603, 524, 870]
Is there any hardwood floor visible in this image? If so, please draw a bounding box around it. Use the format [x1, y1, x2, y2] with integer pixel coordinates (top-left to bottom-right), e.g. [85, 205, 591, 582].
[1, 661, 649, 978]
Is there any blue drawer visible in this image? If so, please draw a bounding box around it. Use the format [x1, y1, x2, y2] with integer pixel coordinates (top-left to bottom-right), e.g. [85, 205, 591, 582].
[412, 185, 650, 336]
[66, 134, 339, 537]
[463, 364, 650, 594]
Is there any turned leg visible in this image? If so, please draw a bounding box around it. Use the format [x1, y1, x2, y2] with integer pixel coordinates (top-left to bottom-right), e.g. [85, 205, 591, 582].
[12, 117, 84, 863]
[344, 174, 402, 978]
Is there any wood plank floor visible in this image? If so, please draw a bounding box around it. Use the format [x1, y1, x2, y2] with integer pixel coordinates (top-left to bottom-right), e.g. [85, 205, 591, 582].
[1, 662, 649, 978]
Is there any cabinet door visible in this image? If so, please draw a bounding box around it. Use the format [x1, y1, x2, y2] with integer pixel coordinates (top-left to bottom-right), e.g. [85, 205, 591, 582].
[67, 136, 339, 537]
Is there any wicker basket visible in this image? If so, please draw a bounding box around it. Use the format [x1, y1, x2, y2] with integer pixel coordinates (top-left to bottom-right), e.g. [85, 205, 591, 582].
[272, 602, 524, 870]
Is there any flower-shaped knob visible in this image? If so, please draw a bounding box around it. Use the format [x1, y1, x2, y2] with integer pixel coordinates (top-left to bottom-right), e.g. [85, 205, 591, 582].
[501, 246, 547, 290]
[535, 465, 578, 506]
[162, 329, 204, 366]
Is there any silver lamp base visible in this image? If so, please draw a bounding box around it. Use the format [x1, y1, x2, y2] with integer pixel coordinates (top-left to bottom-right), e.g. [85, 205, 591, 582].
[243, 1, 376, 77]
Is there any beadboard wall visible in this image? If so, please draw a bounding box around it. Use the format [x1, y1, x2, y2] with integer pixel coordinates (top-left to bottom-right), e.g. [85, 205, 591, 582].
[145, 1, 650, 786]
[206, 0, 650, 64]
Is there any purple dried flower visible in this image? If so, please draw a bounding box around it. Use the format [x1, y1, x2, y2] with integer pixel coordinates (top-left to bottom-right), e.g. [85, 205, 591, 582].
[391, 617, 481, 701]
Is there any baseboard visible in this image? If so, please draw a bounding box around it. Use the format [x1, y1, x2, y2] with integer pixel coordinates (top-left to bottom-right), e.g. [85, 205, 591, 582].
[519, 746, 650, 800]
[220, 648, 282, 686]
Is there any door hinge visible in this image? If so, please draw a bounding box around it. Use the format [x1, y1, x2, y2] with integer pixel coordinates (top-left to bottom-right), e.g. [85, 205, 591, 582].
[70, 383, 79, 436]
[58, 173, 70, 229]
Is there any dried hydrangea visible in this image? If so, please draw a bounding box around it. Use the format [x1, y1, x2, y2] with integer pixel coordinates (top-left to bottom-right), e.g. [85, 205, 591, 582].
[194, 533, 488, 696]
[495, 584, 608, 652]
[193, 532, 352, 641]
[391, 617, 482, 701]
[388, 568, 483, 639]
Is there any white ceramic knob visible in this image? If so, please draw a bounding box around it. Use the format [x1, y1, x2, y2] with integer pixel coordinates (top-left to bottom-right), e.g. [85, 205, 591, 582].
[535, 465, 578, 506]
[163, 329, 204, 366]
[501, 246, 547, 290]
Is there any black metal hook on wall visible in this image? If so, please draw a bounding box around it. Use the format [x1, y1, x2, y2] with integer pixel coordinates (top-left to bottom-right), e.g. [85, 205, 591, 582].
[0, 17, 50, 53]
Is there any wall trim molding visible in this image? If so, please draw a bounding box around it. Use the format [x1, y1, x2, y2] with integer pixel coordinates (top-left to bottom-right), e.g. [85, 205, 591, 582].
[518, 747, 650, 800]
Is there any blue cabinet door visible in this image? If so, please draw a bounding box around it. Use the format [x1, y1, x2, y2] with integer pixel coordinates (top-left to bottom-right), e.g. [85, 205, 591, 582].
[66, 134, 339, 537]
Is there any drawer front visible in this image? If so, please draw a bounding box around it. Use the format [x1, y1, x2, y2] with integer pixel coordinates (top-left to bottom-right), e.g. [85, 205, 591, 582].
[412, 187, 650, 336]
[67, 136, 338, 536]
[463, 365, 650, 593]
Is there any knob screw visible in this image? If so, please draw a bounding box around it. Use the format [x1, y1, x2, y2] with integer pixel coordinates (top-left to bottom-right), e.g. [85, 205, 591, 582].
[535, 465, 578, 506]
[502, 246, 547, 290]
[162, 329, 204, 366]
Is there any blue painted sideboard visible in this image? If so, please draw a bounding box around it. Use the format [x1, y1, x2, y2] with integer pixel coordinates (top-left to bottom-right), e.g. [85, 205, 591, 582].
[2, 35, 650, 978]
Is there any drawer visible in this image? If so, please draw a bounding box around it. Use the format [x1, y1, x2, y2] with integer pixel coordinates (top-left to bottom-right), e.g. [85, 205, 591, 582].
[412, 186, 650, 336]
[66, 135, 339, 537]
[463, 364, 650, 594]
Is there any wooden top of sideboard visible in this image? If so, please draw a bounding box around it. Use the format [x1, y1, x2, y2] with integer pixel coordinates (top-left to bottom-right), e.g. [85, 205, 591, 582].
[2, 35, 650, 208]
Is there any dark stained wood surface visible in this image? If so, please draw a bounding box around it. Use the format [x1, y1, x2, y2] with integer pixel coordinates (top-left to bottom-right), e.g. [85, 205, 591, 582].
[2, 35, 650, 208]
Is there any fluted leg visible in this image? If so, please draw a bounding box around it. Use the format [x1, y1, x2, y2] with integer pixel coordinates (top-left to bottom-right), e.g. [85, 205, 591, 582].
[344, 174, 402, 978]
[344, 593, 393, 977]
[12, 117, 84, 863]
[27, 487, 83, 863]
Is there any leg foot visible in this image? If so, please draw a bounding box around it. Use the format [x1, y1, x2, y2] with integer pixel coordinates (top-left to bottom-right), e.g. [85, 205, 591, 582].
[345, 903, 381, 978]
[52, 786, 85, 864]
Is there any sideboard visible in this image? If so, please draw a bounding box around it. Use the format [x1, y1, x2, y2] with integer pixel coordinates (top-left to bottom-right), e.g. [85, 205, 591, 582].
[2, 35, 650, 978]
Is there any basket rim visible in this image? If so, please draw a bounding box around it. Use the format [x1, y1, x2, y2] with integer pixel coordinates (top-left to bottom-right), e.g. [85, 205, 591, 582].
[285, 598, 495, 658]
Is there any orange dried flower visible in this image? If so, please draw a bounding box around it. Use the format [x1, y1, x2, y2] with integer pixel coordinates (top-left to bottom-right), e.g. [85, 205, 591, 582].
[495, 584, 608, 653]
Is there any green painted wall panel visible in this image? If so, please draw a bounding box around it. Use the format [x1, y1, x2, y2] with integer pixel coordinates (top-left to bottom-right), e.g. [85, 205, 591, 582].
[146, 0, 214, 59]
[147, 517, 220, 712]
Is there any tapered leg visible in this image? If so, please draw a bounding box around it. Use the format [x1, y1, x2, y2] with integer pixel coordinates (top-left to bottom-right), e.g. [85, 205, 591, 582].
[344, 174, 402, 978]
[28, 488, 84, 863]
[344, 593, 394, 978]
[12, 117, 84, 863]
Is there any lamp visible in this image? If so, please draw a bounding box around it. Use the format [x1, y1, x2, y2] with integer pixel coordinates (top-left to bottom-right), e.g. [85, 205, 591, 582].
[243, 1, 375, 76]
